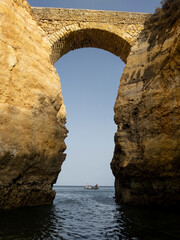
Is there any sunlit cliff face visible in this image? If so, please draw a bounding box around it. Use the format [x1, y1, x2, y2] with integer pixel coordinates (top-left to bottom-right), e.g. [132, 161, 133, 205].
[0, 0, 67, 209]
[0, 0, 179, 209]
[111, 1, 180, 205]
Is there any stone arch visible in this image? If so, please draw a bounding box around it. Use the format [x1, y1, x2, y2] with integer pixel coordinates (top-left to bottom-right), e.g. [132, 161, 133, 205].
[48, 22, 132, 65]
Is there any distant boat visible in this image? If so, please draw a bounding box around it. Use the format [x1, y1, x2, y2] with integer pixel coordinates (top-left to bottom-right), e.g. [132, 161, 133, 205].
[84, 184, 99, 190]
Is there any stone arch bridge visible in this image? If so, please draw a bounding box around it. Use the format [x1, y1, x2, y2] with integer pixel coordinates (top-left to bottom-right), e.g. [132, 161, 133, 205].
[31, 7, 150, 64]
[31, 7, 180, 207]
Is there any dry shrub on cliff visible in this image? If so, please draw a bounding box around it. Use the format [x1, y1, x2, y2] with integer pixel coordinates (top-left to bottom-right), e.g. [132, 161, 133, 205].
[155, 0, 180, 27]
[145, 0, 180, 50]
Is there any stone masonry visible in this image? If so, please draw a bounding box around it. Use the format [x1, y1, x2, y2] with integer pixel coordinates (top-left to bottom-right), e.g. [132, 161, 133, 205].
[31, 8, 150, 64]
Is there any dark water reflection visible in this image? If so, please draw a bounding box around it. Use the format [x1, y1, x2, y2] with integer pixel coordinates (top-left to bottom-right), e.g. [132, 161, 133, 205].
[0, 205, 58, 240]
[115, 205, 180, 240]
[0, 186, 179, 240]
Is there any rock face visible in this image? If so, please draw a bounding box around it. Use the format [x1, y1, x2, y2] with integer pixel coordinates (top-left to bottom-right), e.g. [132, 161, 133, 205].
[0, 0, 179, 209]
[111, 1, 180, 205]
[0, 0, 67, 209]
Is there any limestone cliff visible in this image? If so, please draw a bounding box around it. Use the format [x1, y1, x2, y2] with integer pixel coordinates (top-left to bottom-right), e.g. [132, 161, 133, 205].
[0, 0, 67, 209]
[0, 0, 179, 209]
[111, 0, 180, 205]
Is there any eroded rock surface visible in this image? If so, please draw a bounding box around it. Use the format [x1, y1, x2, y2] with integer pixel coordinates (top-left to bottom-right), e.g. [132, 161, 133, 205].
[0, 0, 67, 209]
[111, 1, 180, 205]
[0, 0, 179, 209]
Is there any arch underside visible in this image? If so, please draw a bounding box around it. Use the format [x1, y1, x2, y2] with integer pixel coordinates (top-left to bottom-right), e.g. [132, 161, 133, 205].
[49, 26, 131, 65]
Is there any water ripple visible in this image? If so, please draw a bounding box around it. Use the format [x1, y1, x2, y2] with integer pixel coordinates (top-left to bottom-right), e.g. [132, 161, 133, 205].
[0, 186, 180, 240]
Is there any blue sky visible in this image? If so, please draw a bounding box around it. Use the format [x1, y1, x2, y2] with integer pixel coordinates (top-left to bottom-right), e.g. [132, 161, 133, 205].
[27, 0, 161, 13]
[27, 0, 161, 186]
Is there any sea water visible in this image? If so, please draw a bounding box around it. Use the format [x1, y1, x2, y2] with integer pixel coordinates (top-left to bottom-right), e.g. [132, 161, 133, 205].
[0, 186, 179, 240]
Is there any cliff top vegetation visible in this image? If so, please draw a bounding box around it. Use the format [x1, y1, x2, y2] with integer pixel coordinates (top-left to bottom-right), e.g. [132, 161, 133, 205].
[143, 0, 180, 51]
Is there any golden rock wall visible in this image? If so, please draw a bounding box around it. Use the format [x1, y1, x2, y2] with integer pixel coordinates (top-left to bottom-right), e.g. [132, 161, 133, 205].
[0, 0, 179, 208]
[111, 9, 180, 205]
[0, 0, 67, 209]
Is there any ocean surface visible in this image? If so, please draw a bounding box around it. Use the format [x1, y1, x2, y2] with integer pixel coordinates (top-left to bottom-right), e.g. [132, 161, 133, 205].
[0, 186, 179, 240]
